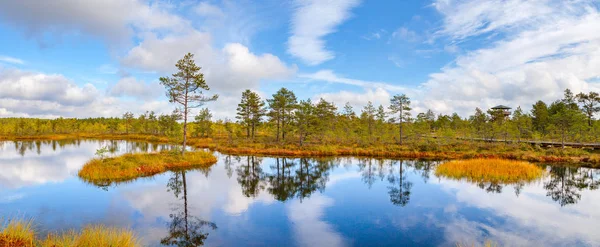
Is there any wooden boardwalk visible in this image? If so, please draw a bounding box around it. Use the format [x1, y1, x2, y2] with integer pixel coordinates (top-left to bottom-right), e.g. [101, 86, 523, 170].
[430, 136, 600, 149]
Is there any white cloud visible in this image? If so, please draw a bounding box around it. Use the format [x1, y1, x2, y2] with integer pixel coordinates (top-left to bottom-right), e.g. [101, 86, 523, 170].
[0, 141, 100, 189]
[121, 31, 216, 73]
[391, 27, 419, 42]
[195, 2, 225, 18]
[0, 68, 179, 118]
[388, 56, 404, 68]
[97, 64, 118, 74]
[0, 68, 98, 106]
[121, 32, 296, 92]
[109, 77, 163, 100]
[288, 0, 361, 65]
[418, 0, 600, 116]
[121, 31, 296, 120]
[433, 0, 563, 41]
[287, 194, 347, 247]
[0, 0, 187, 45]
[0, 55, 24, 65]
[299, 70, 405, 92]
[434, 176, 600, 246]
[315, 88, 391, 112]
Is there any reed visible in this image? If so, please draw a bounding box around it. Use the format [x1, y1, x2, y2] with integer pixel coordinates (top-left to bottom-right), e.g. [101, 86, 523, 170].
[78, 150, 217, 185]
[435, 158, 543, 184]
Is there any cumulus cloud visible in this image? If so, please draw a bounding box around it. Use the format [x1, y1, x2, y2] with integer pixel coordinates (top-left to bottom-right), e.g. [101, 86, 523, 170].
[109, 77, 163, 100]
[288, 0, 361, 65]
[0, 0, 187, 45]
[120, 31, 296, 119]
[0, 68, 177, 118]
[0, 68, 98, 106]
[121, 31, 216, 73]
[121, 32, 296, 92]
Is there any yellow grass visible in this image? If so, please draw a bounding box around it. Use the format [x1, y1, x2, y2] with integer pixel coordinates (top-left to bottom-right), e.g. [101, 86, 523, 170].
[0, 219, 140, 247]
[435, 158, 543, 184]
[78, 151, 217, 186]
[41, 225, 140, 247]
[0, 219, 35, 247]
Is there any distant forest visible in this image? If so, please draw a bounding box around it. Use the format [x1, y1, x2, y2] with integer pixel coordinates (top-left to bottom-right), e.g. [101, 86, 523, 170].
[1, 88, 599, 145]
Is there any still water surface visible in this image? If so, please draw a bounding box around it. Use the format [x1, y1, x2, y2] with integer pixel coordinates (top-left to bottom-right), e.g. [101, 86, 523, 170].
[1, 140, 600, 246]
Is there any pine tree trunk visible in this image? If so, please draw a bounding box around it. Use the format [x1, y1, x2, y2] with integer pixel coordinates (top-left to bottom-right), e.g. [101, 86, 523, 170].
[182, 90, 188, 156]
[182, 110, 188, 156]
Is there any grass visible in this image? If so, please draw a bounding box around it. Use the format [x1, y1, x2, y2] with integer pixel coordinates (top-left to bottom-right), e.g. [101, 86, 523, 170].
[435, 158, 543, 184]
[40, 225, 140, 247]
[0, 219, 35, 247]
[0, 218, 140, 247]
[78, 150, 217, 186]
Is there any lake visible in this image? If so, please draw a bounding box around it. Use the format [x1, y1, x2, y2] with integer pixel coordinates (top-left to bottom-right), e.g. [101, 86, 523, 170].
[1, 140, 599, 246]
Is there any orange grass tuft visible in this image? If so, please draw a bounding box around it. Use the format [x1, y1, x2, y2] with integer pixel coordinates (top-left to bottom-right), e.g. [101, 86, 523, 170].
[78, 151, 217, 186]
[0, 219, 35, 247]
[1, 218, 140, 247]
[40, 225, 140, 247]
[435, 158, 543, 184]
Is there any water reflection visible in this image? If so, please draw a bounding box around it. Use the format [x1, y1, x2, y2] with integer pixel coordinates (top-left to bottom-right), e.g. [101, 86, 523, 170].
[387, 160, 412, 206]
[3, 140, 600, 246]
[544, 166, 600, 206]
[162, 171, 217, 246]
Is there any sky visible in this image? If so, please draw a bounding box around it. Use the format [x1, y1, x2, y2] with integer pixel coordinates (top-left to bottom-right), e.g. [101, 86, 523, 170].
[0, 0, 599, 120]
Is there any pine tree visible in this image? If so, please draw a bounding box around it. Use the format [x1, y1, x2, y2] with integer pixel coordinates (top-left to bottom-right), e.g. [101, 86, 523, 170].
[160, 53, 218, 155]
[576, 91, 600, 127]
[361, 101, 376, 139]
[194, 108, 213, 138]
[295, 99, 316, 146]
[267, 88, 297, 141]
[237, 90, 266, 139]
[389, 94, 411, 144]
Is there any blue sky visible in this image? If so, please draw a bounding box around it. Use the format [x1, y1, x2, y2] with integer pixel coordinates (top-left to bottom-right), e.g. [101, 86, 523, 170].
[0, 0, 599, 119]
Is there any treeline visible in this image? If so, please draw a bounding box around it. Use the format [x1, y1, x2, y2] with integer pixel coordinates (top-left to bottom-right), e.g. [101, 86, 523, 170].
[231, 88, 600, 145]
[1, 88, 599, 145]
[0, 111, 181, 137]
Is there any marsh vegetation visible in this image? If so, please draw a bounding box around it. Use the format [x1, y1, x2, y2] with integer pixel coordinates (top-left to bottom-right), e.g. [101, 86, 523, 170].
[78, 150, 217, 186]
[435, 158, 544, 184]
[0, 219, 140, 247]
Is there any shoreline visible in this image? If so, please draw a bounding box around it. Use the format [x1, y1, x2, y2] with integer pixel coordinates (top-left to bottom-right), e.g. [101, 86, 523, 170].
[78, 150, 217, 186]
[2, 133, 600, 167]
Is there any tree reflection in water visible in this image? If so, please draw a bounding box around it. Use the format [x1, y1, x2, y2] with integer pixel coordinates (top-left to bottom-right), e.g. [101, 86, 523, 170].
[387, 160, 413, 207]
[236, 156, 265, 197]
[267, 157, 297, 201]
[543, 166, 600, 206]
[233, 157, 332, 202]
[162, 170, 217, 247]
